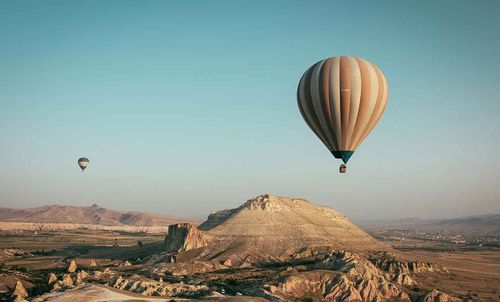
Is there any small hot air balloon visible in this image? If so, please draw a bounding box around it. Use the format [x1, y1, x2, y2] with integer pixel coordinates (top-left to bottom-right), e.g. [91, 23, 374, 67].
[297, 56, 388, 173]
[78, 157, 90, 172]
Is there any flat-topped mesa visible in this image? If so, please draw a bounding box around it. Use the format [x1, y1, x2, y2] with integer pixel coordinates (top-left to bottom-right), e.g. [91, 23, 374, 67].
[165, 223, 209, 253]
[199, 194, 346, 232]
[194, 194, 387, 256]
[241, 194, 310, 211]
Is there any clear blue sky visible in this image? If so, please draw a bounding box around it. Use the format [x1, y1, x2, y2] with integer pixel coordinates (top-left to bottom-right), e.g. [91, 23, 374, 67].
[1, 1, 499, 220]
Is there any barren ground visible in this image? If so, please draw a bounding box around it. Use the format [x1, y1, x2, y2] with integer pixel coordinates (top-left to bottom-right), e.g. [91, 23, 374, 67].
[0, 228, 499, 301]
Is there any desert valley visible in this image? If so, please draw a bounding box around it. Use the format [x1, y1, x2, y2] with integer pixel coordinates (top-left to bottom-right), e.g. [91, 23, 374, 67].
[0, 194, 498, 302]
[3, 1, 500, 302]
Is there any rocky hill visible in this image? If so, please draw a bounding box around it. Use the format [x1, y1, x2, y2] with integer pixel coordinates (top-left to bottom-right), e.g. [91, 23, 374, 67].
[202, 194, 387, 252]
[145, 194, 458, 301]
[0, 204, 197, 227]
[159, 194, 388, 267]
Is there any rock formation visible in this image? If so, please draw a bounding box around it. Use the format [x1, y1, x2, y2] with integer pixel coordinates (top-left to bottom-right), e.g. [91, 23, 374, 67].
[18, 194, 461, 302]
[67, 260, 77, 273]
[159, 194, 388, 272]
[47, 273, 57, 285]
[197, 194, 385, 254]
[418, 289, 461, 302]
[270, 251, 412, 301]
[108, 274, 211, 297]
[370, 253, 448, 275]
[61, 274, 74, 287]
[75, 271, 88, 285]
[151, 194, 458, 302]
[51, 282, 61, 291]
[11, 280, 28, 302]
[165, 223, 209, 252]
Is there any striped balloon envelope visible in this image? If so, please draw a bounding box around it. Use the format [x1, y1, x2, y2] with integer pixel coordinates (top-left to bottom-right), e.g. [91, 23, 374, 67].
[78, 157, 90, 172]
[297, 56, 388, 170]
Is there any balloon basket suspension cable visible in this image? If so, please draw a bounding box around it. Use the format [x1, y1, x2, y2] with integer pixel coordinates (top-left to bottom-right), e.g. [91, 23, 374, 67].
[339, 164, 347, 174]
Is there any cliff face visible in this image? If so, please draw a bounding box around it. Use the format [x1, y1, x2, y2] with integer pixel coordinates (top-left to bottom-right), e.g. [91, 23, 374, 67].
[164, 223, 209, 252]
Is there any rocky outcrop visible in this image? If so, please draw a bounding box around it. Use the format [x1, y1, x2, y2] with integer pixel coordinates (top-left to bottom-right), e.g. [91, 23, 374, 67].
[266, 250, 456, 301]
[12, 280, 28, 302]
[151, 195, 458, 302]
[75, 270, 88, 285]
[62, 274, 73, 286]
[67, 260, 77, 273]
[157, 194, 391, 275]
[154, 260, 226, 276]
[418, 289, 461, 302]
[269, 271, 409, 302]
[393, 273, 417, 286]
[370, 253, 448, 275]
[109, 274, 211, 297]
[52, 282, 61, 291]
[192, 194, 388, 264]
[47, 273, 58, 285]
[165, 223, 209, 252]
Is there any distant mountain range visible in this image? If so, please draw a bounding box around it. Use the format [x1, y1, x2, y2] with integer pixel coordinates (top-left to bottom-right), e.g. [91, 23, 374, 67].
[0, 204, 198, 227]
[358, 214, 500, 236]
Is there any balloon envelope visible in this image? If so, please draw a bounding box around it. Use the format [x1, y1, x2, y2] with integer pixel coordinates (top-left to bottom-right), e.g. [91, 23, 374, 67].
[78, 157, 89, 171]
[297, 56, 388, 163]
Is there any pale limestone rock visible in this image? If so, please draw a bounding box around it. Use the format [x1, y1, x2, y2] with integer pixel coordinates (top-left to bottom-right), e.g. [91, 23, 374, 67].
[62, 274, 73, 286]
[75, 271, 88, 285]
[272, 267, 410, 302]
[79, 270, 89, 279]
[113, 276, 124, 288]
[47, 273, 58, 285]
[418, 289, 461, 302]
[393, 272, 417, 286]
[325, 275, 363, 301]
[140, 285, 155, 296]
[51, 282, 61, 291]
[165, 223, 209, 252]
[67, 260, 77, 273]
[12, 280, 28, 302]
[371, 254, 448, 275]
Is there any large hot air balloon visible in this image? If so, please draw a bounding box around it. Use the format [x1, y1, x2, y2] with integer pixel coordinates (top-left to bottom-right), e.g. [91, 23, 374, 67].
[78, 157, 90, 172]
[297, 56, 388, 173]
